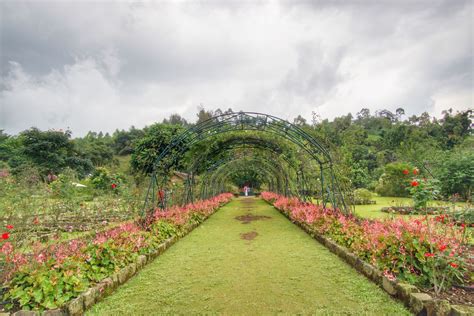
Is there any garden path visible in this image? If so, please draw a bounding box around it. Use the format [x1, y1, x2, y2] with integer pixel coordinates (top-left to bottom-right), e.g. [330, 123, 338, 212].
[88, 197, 410, 315]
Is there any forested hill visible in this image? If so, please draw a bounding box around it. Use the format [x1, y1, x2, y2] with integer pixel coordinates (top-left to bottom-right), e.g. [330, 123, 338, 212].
[0, 107, 472, 200]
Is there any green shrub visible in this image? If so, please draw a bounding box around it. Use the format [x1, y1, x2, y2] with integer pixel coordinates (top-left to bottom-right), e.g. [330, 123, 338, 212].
[4, 260, 89, 311]
[375, 162, 414, 197]
[150, 220, 179, 241]
[438, 151, 474, 201]
[353, 188, 374, 204]
[90, 167, 125, 191]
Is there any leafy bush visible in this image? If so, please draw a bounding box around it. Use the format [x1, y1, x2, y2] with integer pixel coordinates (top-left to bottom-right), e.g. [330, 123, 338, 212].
[375, 162, 414, 197]
[150, 220, 179, 241]
[49, 169, 79, 199]
[90, 167, 124, 191]
[353, 188, 375, 205]
[4, 260, 89, 311]
[438, 151, 474, 201]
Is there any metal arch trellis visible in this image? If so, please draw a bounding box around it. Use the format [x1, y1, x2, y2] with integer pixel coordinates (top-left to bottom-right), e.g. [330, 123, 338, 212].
[186, 136, 315, 202]
[187, 136, 292, 173]
[195, 153, 290, 199]
[188, 140, 300, 175]
[142, 111, 351, 216]
[201, 158, 285, 198]
[183, 135, 314, 202]
[199, 154, 293, 198]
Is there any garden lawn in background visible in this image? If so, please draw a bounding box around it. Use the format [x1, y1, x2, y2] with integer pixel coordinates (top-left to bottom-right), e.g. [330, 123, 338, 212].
[88, 197, 409, 315]
[354, 196, 467, 219]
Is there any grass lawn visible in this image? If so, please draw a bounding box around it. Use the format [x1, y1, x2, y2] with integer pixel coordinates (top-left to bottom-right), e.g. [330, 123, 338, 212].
[354, 195, 467, 219]
[88, 197, 409, 315]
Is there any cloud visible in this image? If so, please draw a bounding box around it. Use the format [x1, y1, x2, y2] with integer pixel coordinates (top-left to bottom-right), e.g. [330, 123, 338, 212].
[0, 0, 472, 135]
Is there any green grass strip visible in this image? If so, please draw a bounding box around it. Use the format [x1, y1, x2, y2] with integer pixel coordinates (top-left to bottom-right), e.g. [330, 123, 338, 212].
[88, 197, 410, 315]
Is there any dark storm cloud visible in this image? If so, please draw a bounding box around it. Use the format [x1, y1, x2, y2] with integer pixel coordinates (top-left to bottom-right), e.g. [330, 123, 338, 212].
[0, 0, 472, 136]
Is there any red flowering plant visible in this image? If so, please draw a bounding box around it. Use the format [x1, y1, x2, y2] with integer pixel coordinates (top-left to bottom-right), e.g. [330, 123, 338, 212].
[261, 191, 470, 294]
[407, 173, 440, 211]
[1, 225, 14, 275]
[404, 172, 469, 294]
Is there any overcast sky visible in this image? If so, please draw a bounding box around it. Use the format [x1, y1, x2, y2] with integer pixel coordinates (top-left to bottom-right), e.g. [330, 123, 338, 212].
[0, 0, 472, 136]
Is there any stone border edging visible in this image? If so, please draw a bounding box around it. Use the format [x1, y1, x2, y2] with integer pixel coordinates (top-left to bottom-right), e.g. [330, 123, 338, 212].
[271, 203, 473, 316]
[10, 202, 229, 316]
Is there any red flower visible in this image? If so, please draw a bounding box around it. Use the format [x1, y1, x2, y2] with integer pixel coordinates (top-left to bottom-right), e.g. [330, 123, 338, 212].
[402, 169, 409, 175]
[449, 262, 458, 268]
[1, 232, 9, 240]
[438, 244, 447, 251]
[33, 217, 40, 225]
[6, 225, 13, 230]
[411, 180, 419, 187]
[413, 168, 419, 175]
[111, 183, 117, 189]
[424, 252, 435, 258]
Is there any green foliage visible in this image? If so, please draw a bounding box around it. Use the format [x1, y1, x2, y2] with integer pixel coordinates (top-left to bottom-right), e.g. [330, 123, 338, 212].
[451, 207, 474, 225]
[440, 109, 472, 149]
[112, 127, 145, 156]
[4, 261, 89, 311]
[408, 178, 440, 210]
[150, 220, 179, 241]
[353, 188, 374, 204]
[90, 167, 125, 191]
[20, 128, 75, 176]
[83, 241, 136, 282]
[49, 169, 79, 199]
[2, 128, 94, 178]
[130, 123, 186, 175]
[375, 162, 414, 197]
[438, 150, 474, 200]
[74, 131, 115, 167]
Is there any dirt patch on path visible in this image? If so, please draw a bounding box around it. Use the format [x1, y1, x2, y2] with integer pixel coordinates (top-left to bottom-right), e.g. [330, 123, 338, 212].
[235, 214, 271, 224]
[240, 231, 258, 241]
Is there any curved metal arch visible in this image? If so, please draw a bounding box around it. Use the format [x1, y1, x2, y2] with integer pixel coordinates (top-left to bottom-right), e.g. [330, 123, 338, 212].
[206, 154, 289, 183]
[214, 165, 282, 197]
[199, 161, 281, 199]
[157, 112, 329, 170]
[205, 138, 314, 201]
[203, 156, 287, 197]
[143, 111, 350, 215]
[194, 146, 298, 178]
[189, 153, 288, 201]
[187, 135, 300, 174]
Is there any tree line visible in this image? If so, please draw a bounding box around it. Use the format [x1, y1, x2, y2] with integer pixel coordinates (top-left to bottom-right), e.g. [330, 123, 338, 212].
[0, 107, 472, 200]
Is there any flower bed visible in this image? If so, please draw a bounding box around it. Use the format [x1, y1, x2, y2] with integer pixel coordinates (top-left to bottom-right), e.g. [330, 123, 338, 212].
[1, 193, 233, 313]
[261, 192, 472, 301]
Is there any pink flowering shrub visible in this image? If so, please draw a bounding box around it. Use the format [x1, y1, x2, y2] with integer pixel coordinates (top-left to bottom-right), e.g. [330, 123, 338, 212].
[261, 191, 470, 291]
[2, 193, 233, 311]
[153, 193, 233, 226]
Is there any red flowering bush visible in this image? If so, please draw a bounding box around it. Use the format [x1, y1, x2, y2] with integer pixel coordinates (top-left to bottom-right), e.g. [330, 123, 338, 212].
[2, 193, 233, 311]
[261, 191, 470, 293]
